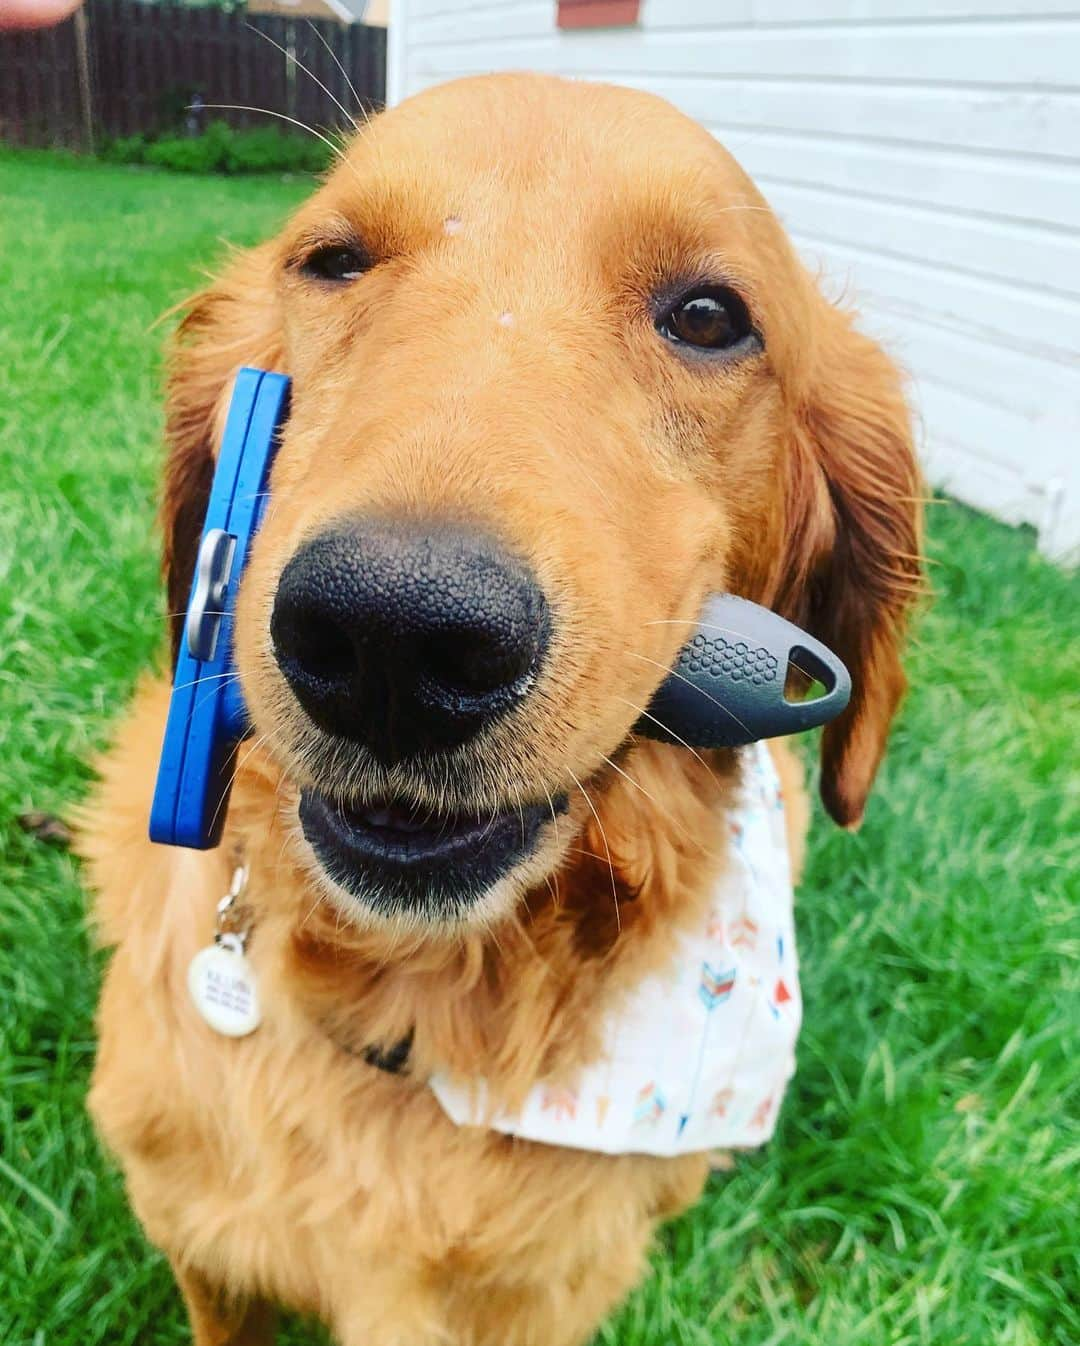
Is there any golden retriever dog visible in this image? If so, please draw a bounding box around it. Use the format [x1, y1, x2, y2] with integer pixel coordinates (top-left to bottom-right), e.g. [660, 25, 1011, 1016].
[81, 73, 921, 1346]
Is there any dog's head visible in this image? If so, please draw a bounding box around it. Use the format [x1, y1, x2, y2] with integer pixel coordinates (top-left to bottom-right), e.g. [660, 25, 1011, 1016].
[163, 75, 921, 928]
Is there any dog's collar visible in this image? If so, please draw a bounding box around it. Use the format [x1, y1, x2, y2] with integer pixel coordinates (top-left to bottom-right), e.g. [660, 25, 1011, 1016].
[328, 1026, 415, 1076]
[204, 849, 415, 1075]
[216, 860, 255, 946]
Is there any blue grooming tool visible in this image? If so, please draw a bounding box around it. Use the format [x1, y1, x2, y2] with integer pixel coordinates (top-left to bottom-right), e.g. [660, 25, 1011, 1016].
[150, 367, 850, 850]
[149, 368, 290, 849]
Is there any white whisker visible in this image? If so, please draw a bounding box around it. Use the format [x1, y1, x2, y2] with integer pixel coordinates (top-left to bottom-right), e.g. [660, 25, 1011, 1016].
[541, 782, 562, 847]
[168, 669, 238, 694]
[641, 617, 816, 681]
[246, 22, 357, 129]
[206, 727, 275, 839]
[627, 651, 753, 741]
[196, 104, 360, 183]
[305, 19, 367, 124]
[616, 696, 725, 789]
[599, 752, 715, 859]
[566, 766, 620, 934]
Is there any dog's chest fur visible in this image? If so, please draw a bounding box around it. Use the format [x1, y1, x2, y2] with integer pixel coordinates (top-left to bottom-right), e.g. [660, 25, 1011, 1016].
[90, 875, 706, 1338]
[83, 677, 796, 1343]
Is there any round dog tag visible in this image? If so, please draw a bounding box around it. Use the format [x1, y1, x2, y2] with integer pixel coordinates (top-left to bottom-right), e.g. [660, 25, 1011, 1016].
[188, 934, 261, 1037]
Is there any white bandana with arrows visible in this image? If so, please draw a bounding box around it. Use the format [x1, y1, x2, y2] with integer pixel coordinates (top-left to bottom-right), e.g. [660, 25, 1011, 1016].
[429, 741, 802, 1156]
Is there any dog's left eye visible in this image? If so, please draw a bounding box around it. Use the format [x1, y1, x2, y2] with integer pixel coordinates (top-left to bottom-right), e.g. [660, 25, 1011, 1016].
[658, 286, 757, 353]
[301, 245, 369, 283]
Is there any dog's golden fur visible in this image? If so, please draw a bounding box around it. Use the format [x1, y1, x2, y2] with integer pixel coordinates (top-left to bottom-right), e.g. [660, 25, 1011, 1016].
[82, 75, 921, 1345]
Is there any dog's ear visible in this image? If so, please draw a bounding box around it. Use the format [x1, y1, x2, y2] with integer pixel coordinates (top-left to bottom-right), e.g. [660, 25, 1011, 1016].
[774, 305, 923, 828]
[162, 243, 284, 662]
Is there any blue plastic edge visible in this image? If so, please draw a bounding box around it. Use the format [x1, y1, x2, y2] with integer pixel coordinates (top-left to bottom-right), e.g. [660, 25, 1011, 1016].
[149, 368, 290, 849]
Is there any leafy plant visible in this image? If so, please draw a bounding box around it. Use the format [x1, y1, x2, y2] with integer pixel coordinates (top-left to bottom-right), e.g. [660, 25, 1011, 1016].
[99, 132, 149, 166]
[100, 121, 333, 175]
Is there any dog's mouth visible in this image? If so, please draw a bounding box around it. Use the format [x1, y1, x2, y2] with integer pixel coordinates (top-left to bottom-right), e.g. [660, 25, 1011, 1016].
[298, 788, 568, 920]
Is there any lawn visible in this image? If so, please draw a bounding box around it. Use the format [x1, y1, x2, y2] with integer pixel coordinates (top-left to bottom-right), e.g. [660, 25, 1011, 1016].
[0, 150, 1077, 1346]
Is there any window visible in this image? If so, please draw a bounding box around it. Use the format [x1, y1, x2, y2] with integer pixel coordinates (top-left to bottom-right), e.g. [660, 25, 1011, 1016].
[557, 0, 641, 30]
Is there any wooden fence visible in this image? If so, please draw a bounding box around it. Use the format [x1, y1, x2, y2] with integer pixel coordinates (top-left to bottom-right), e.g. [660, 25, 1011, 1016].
[0, 0, 386, 152]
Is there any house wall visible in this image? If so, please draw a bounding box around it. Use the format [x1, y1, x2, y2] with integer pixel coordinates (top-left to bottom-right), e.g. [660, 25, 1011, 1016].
[388, 0, 1080, 560]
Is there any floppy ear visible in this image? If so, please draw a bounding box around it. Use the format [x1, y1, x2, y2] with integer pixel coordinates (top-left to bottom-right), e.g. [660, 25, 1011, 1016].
[775, 306, 923, 828]
[162, 243, 284, 662]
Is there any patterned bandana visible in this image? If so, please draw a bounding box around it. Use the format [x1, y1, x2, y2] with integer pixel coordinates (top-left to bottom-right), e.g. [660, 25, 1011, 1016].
[429, 742, 802, 1156]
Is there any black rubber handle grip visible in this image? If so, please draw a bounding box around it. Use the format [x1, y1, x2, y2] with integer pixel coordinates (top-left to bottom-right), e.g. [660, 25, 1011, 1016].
[634, 593, 851, 749]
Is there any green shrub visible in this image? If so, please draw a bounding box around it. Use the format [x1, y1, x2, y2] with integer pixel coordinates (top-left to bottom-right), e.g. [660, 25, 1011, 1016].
[99, 121, 334, 176]
[144, 119, 233, 173]
[224, 125, 333, 174]
[99, 133, 150, 166]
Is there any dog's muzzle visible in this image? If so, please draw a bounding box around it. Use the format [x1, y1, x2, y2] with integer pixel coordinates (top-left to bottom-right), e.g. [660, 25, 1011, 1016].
[272, 516, 561, 918]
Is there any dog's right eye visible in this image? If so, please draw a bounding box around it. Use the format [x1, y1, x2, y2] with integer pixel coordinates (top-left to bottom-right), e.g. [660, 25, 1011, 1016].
[301, 246, 369, 283]
[657, 285, 758, 354]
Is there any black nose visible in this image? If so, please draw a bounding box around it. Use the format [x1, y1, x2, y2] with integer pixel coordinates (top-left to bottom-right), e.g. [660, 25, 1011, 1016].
[270, 519, 550, 762]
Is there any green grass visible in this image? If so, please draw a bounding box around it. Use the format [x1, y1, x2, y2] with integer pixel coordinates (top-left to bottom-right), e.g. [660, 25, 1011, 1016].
[1, 149, 1077, 1346]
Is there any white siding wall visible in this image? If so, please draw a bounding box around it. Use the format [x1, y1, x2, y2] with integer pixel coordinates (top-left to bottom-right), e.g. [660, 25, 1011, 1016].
[390, 0, 1080, 560]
